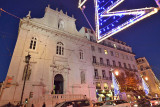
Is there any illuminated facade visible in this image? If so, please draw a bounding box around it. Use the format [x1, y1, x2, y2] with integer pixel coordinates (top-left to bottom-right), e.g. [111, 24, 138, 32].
[136, 57, 160, 97]
[0, 6, 141, 106]
[79, 27, 141, 101]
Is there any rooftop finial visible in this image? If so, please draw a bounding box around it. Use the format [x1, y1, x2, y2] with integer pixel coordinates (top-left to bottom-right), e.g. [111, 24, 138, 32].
[56, 8, 58, 11]
[26, 11, 31, 19]
[60, 9, 63, 13]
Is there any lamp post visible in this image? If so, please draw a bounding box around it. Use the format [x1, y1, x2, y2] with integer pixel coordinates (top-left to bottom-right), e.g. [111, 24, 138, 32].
[20, 53, 31, 106]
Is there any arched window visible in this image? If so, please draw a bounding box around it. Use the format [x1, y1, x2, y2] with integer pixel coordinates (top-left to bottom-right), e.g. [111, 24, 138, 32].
[81, 71, 85, 84]
[30, 37, 37, 50]
[56, 42, 64, 55]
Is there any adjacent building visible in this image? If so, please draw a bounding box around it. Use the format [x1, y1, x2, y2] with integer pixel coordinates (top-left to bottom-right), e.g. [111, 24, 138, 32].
[136, 57, 160, 97]
[0, 6, 141, 106]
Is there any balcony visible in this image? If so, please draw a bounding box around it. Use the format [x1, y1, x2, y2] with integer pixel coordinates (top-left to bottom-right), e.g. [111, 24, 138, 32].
[102, 77, 108, 80]
[94, 76, 101, 80]
[90, 39, 135, 54]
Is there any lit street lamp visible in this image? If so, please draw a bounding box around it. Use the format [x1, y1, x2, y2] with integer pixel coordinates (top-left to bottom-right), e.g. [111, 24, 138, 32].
[114, 70, 119, 76]
[20, 53, 31, 106]
[145, 77, 148, 81]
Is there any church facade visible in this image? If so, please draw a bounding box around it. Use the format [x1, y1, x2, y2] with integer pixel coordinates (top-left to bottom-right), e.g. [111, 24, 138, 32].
[0, 6, 141, 106]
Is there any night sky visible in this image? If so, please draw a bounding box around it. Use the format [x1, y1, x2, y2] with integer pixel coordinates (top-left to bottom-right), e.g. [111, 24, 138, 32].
[0, 0, 160, 82]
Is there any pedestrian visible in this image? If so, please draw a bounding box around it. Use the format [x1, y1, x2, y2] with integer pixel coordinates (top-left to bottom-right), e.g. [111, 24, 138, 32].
[42, 102, 46, 107]
[31, 104, 34, 107]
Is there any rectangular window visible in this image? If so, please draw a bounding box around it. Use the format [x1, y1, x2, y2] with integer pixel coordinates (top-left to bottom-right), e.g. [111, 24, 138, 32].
[104, 50, 108, 55]
[133, 65, 136, 69]
[124, 63, 127, 69]
[98, 47, 102, 53]
[128, 64, 131, 69]
[142, 72, 146, 76]
[118, 62, 122, 67]
[110, 51, 114, 56]
[100, 58, 103, 64]
[93, 56, 96, 63]
[94, 69, 98, 77]
[109, 71, 112, 80]
[106, 59, 110, 66]
[130, 56, 133, 61]
[126, 55, 129, 60]
[91, 45, 95, 51]
[115, 52, 119, 57]
[102, 70, 106, 78]
[113, 60, 116, 67]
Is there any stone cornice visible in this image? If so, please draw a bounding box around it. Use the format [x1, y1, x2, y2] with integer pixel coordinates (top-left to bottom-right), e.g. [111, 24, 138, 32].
[20, 19, 90, 45]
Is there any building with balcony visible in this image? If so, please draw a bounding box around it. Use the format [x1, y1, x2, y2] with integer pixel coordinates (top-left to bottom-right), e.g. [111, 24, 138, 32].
[136, 57, 160, 97]
[0, 6, 141, 106]
[79, 27, 141, 101]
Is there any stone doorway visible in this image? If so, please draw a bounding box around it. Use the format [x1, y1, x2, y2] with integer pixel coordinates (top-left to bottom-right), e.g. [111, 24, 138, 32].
[54, 74, 64, 94]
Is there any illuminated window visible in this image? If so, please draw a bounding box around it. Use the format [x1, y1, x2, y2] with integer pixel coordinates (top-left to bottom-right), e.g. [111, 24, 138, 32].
[104, 50, 108, 54]
[104, 83, 108, 89]
[96, 82, 101, 89]
[30, 37, 37, 50]
[56, 42, 64, 55]
[113, 44, 117, 48]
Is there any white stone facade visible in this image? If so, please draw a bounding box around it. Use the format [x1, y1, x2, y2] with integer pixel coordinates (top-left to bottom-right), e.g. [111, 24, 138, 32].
[0, 6, 141, 105]
[136, 57, 160, 97]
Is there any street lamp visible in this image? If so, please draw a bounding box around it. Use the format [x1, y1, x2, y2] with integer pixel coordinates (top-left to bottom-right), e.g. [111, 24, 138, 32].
[145, 77, 148, 81]
[20, 53, 31, 106]
[114, 71, 119, 76]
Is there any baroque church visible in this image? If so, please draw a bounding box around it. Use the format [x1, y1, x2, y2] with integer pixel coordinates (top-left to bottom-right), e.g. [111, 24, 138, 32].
[0, 5, 141, 106]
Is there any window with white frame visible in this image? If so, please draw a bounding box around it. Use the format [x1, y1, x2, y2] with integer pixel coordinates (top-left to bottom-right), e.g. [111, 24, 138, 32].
[56, 42, 64, 55]
[30, 37, 37, 50]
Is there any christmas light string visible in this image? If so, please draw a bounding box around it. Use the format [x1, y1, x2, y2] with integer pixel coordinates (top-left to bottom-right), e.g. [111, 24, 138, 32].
[0, 8, 21, 20]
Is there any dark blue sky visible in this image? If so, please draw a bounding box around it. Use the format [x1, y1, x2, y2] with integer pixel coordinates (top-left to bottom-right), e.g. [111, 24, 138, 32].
[0, 0, 160, 82]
